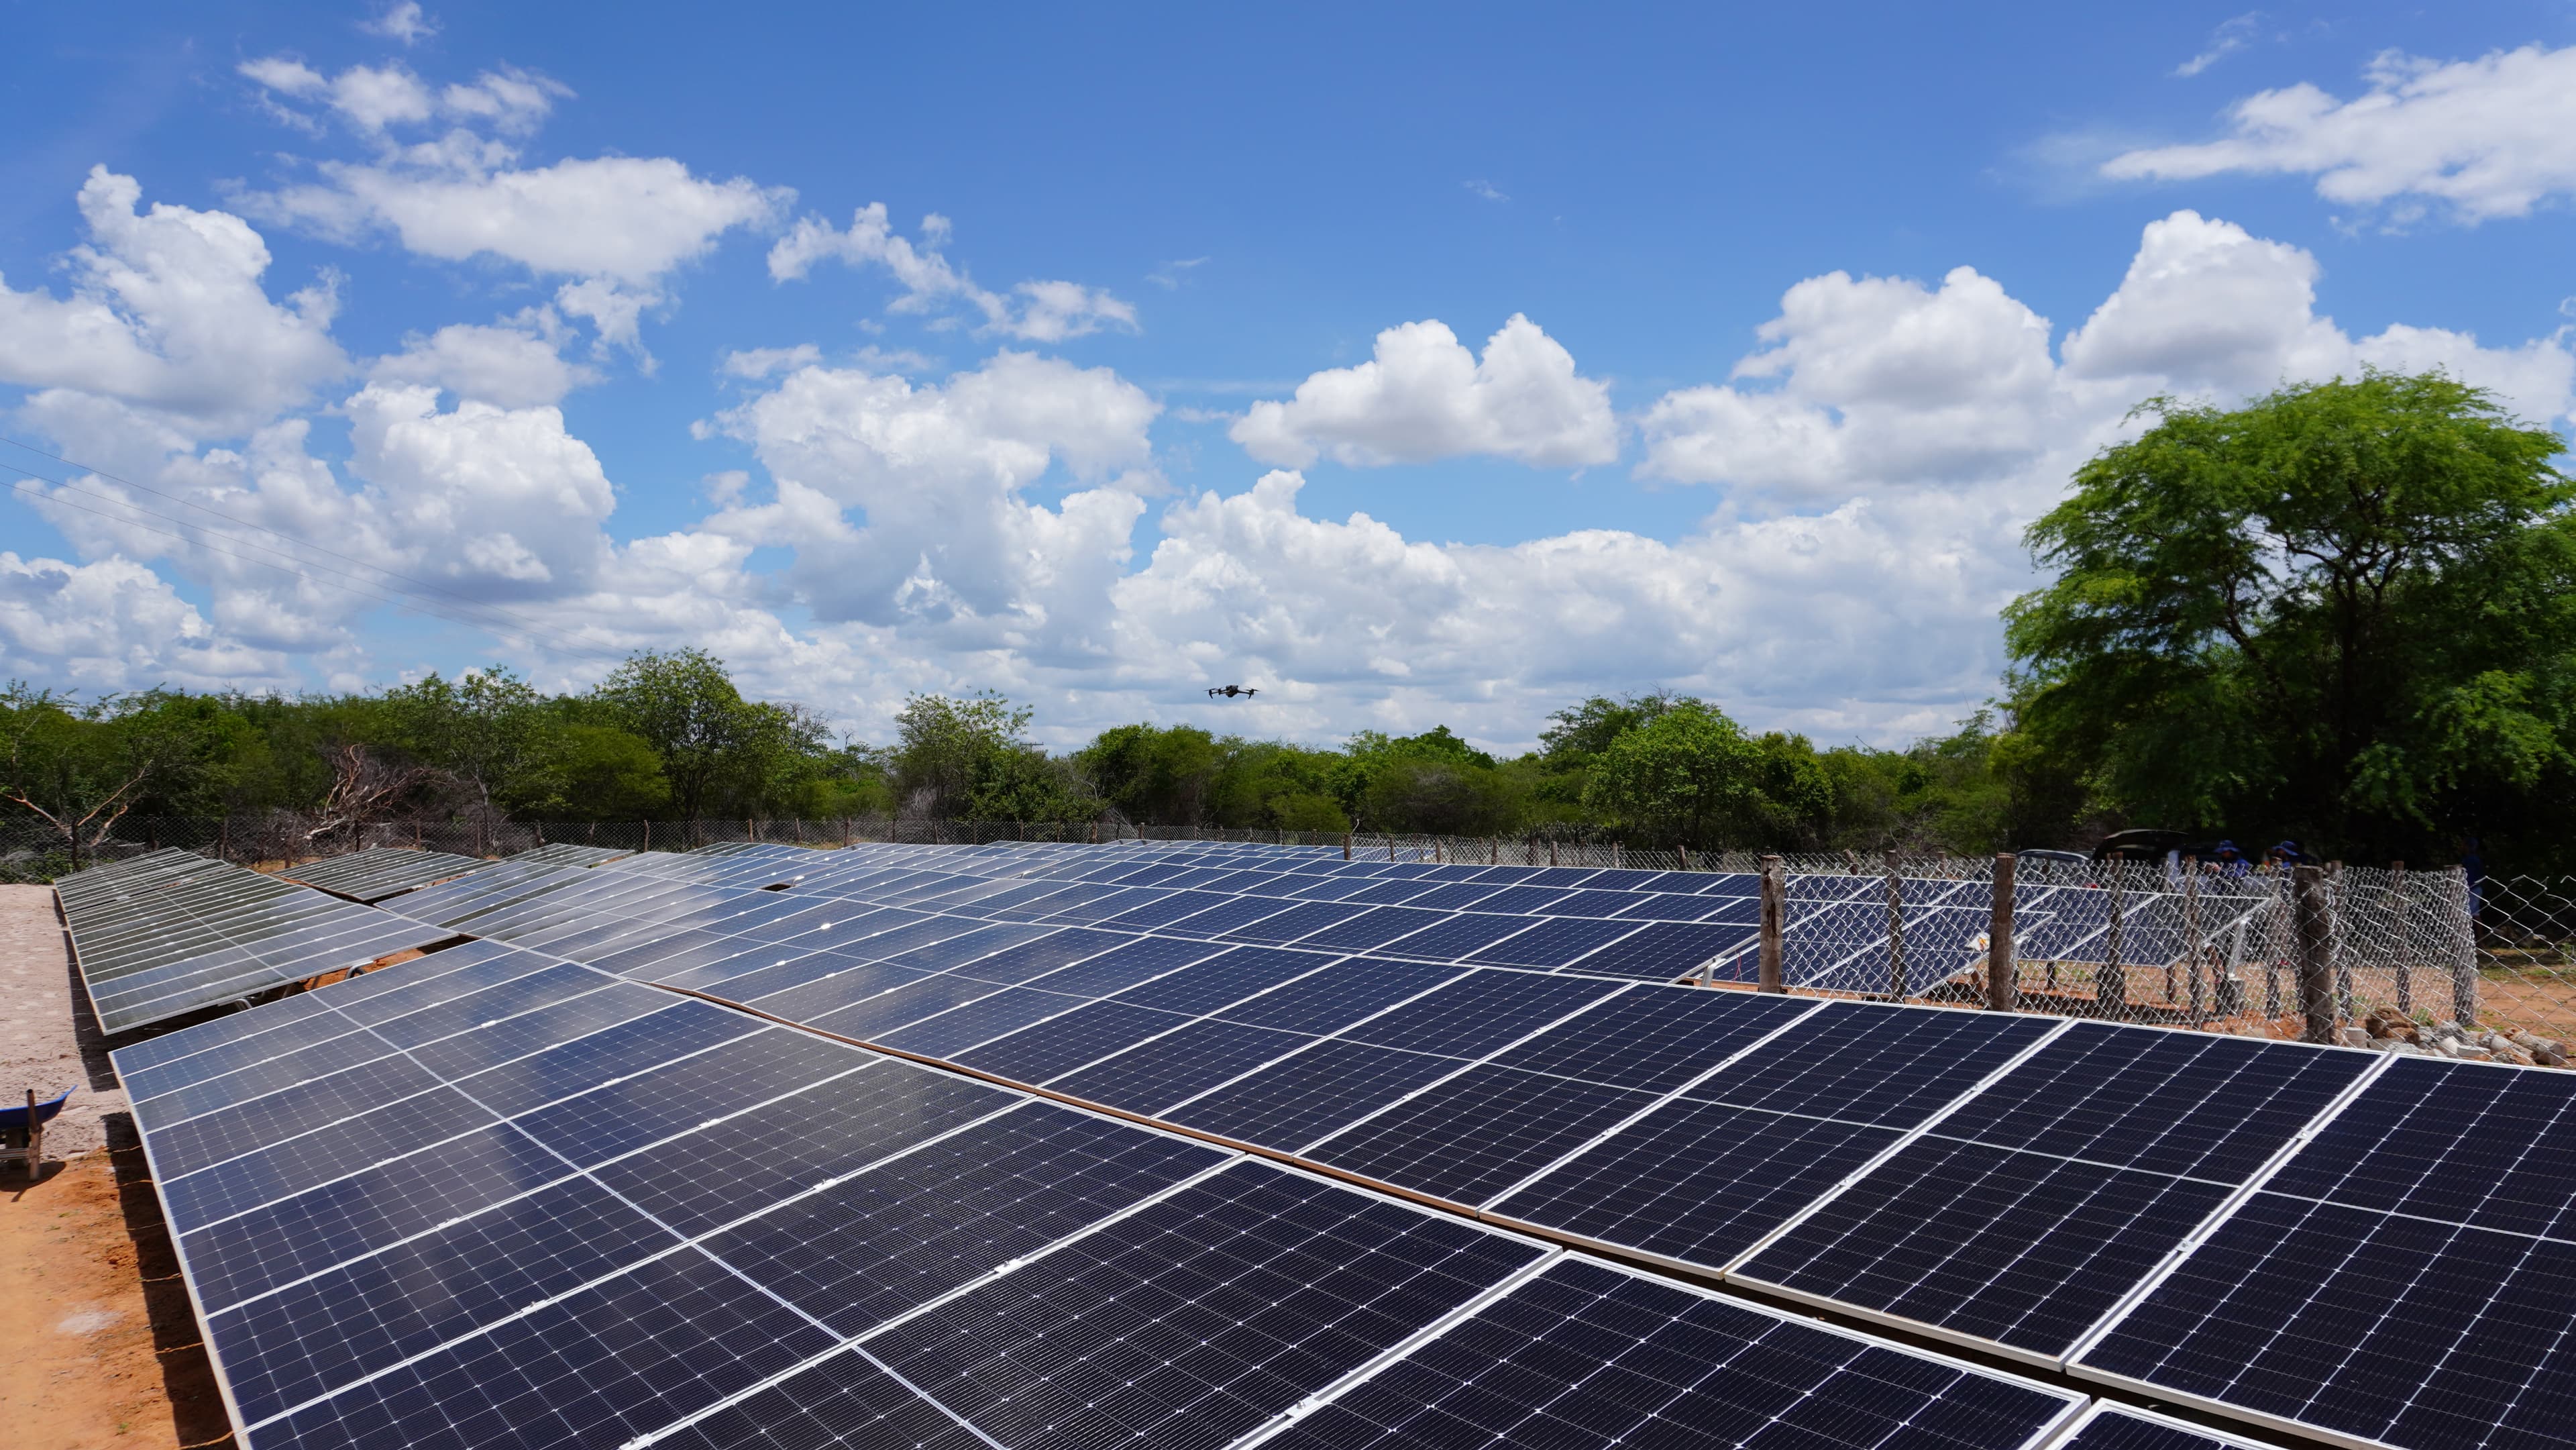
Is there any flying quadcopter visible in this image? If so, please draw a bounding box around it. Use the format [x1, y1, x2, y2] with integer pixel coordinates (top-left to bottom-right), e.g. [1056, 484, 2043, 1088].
[1206, 684, 1260, 698]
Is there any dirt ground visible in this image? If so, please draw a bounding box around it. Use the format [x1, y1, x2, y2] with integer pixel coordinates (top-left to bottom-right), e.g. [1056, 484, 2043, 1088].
[0, 884, 233, 1450]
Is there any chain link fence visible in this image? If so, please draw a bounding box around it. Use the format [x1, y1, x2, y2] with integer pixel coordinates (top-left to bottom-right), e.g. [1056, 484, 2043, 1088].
[5, 813, 2565, 1064]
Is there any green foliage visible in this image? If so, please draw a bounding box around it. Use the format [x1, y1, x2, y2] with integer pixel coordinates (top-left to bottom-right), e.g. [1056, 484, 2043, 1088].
[0, 683, 247, 863]
[2006, 370, 2576, 865]
[385, 666, 554, 811]
[893, 692, 1097, 823]
[591, 648, 830, 819]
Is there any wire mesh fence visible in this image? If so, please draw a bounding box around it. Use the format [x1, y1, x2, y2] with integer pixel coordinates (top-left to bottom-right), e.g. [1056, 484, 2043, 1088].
[5, 813, 2565, 1063]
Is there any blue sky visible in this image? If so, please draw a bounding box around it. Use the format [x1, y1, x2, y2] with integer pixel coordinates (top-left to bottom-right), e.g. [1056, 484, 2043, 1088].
[4, 1, 2572, 752]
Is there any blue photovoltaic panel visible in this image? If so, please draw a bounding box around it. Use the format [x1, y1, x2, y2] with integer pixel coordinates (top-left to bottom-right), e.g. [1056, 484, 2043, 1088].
[869, 985, 1089, 1057]
[1304, 1064, 1656, 1205]
[1570, 919, 1760, 979]
[211, 1175, 676, 1425]
[1296, 905, 1452, 953]
[1336, 970, 1622, 1059]
[1265, 1256, 2082, 1450]
[1155, 893, 1302, 938]
[953, 999, 1191, 1083]
[863, 1159, 1548, 1450]
[256, 1246, 838, 1450]
[589, 1059, 1014, 1237]
[1464, 916, 1641, 968]
[1375, 912, 1540, 962]
[2078, 1057, 2576, 1450]
[1046, 1017, 1315, 1115]
[1486, 987, 1815, 1093]
[1104, 945, 1330, 1015]
[1216, 898, 1366, 943]
[647, 1350, 980, 1450]
[1734, 1025, 2377, 1354]
[1212, 958, 1462, 1034]
[1165, 1037, 1469, 1151]
[2054, 1406, 2275, 1450]
[1024, 934, 1230, 996]
[1682, 1001, 2058, 1127]
[704, 1101, 1226, 1335]
[1485, 1097, 1900, 1266]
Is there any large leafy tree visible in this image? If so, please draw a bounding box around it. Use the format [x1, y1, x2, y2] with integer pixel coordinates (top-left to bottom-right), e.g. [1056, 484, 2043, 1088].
[2005, 370, 2575, 863]
[384, 666, 555, 813]
[592, 649, 829, 820]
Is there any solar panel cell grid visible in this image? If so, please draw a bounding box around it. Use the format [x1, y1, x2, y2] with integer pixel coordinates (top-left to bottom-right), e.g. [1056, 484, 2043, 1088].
[1336, 970, 1621, 1059]
[254, 1246, 837, 1450]
[1165, 1039, 1469, 1151]
[1684, 1002, 2059, 1127]
[861, 1161, 1549, 1450]
[1265, 1257, 2082, 1450]
[1305, 1064, 1655, 1206]
[704, 1102, 1228, 1335]
[1485, 1098, 1900, 1267]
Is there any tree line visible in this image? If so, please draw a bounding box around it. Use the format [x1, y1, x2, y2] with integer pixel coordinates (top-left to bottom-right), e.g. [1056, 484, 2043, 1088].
[3, 370, 2568, 871]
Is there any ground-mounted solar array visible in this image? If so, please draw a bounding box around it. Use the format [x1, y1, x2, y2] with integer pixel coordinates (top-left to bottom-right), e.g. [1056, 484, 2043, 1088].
[111, 921, 2089, 1450]
[57, 849, 456, 1034]
[281, 847, 486, 902]
[85, 835, 2576, 1450]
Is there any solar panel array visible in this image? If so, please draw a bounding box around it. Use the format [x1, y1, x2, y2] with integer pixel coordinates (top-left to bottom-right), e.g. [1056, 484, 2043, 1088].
[99, 836, 2576, 1450]
[58, 849, 456, 1034]
[113, 929, 2088, 1450]
[282, 847, 486, 902]
[507, 841, 636, 868]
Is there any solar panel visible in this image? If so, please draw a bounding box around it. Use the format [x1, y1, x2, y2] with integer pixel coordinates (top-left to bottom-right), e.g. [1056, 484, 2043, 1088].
[859, 1159, 1548, 1450]
[2075, 1057, 2576, 1450]
[58, 851, 457, 1033]
[1259, 1255, 2085, 1450]
[1733, 1024, 2377, 1359]
[280, 847, 485, 902]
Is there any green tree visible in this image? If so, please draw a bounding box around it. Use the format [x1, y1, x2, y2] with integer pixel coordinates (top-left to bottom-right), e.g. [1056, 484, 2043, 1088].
[1581, 700, 1763, 846]
[1344, 727, 1522, 835]
[1081, 723, 1223, 825]
[592, 649, 776, 820]
[2006, 371, 2576, 863]
[385, 666, 556, 813]
[892, 692, 1098, 822]
[0, 685, 244, 866]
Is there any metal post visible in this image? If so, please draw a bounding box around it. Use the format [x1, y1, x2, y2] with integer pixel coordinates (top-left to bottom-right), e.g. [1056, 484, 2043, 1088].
[2390, 862, 2411, 1017]
[1883, 850, 1908, 998]
[2098, 871, 2127, 1018]
[2446, 864, 2479, 1028]
[2264, 873, 2285, 1019]
[2329, 862, 2355, 1023]
[2294, 865, 2338, 1043]
[2183, 862, 2206, 1027]
[1757, 854, 1786, 994]
[1986, 853, 2016, 1011]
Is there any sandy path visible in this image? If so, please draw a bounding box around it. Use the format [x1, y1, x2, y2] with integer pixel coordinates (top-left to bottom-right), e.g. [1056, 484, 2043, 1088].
[0, 884, 233, 1447]
[0, 884, 124, 1156]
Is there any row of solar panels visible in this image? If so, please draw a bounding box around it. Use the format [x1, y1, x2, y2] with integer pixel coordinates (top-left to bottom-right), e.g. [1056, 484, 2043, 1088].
[381, 836, 2566, 1450]
[391, 833, 2267, 1002]
[56, 844, 633, 1034]
[113, 921, 2263, 1450]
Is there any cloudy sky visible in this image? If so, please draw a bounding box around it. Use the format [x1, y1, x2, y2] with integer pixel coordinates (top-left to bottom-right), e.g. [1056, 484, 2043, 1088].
[4, 3, 2572, 752]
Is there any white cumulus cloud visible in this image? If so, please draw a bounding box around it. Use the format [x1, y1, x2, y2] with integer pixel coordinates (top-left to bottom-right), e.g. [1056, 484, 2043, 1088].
[0, 168, 347, 436]
[768, 203, 1136, 342]
[1230, 315, 1618, 469]
[2104, 44, 2576, 222]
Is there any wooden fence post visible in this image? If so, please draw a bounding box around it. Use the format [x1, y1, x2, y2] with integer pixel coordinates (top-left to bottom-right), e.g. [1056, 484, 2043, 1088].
[1549, 838, 1559, 868]
[1678, 843, 1691, 872]
[1883, 850, 1908, 998]
[1757, 854, 1786, 994]
[2294, 864, 2338, 1043]
[1986, 853, 2015, 1011]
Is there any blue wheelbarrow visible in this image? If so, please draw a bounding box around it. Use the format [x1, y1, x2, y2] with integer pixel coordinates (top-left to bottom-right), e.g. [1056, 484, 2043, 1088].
[3, 1089, 73, 1178]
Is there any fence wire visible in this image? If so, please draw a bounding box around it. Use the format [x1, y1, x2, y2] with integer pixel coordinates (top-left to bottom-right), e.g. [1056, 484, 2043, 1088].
[4, 814, 2565, 1064]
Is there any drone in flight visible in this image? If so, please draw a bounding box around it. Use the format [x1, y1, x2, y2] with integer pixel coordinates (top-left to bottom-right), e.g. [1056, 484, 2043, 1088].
[1207, 684, 1260, 699]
